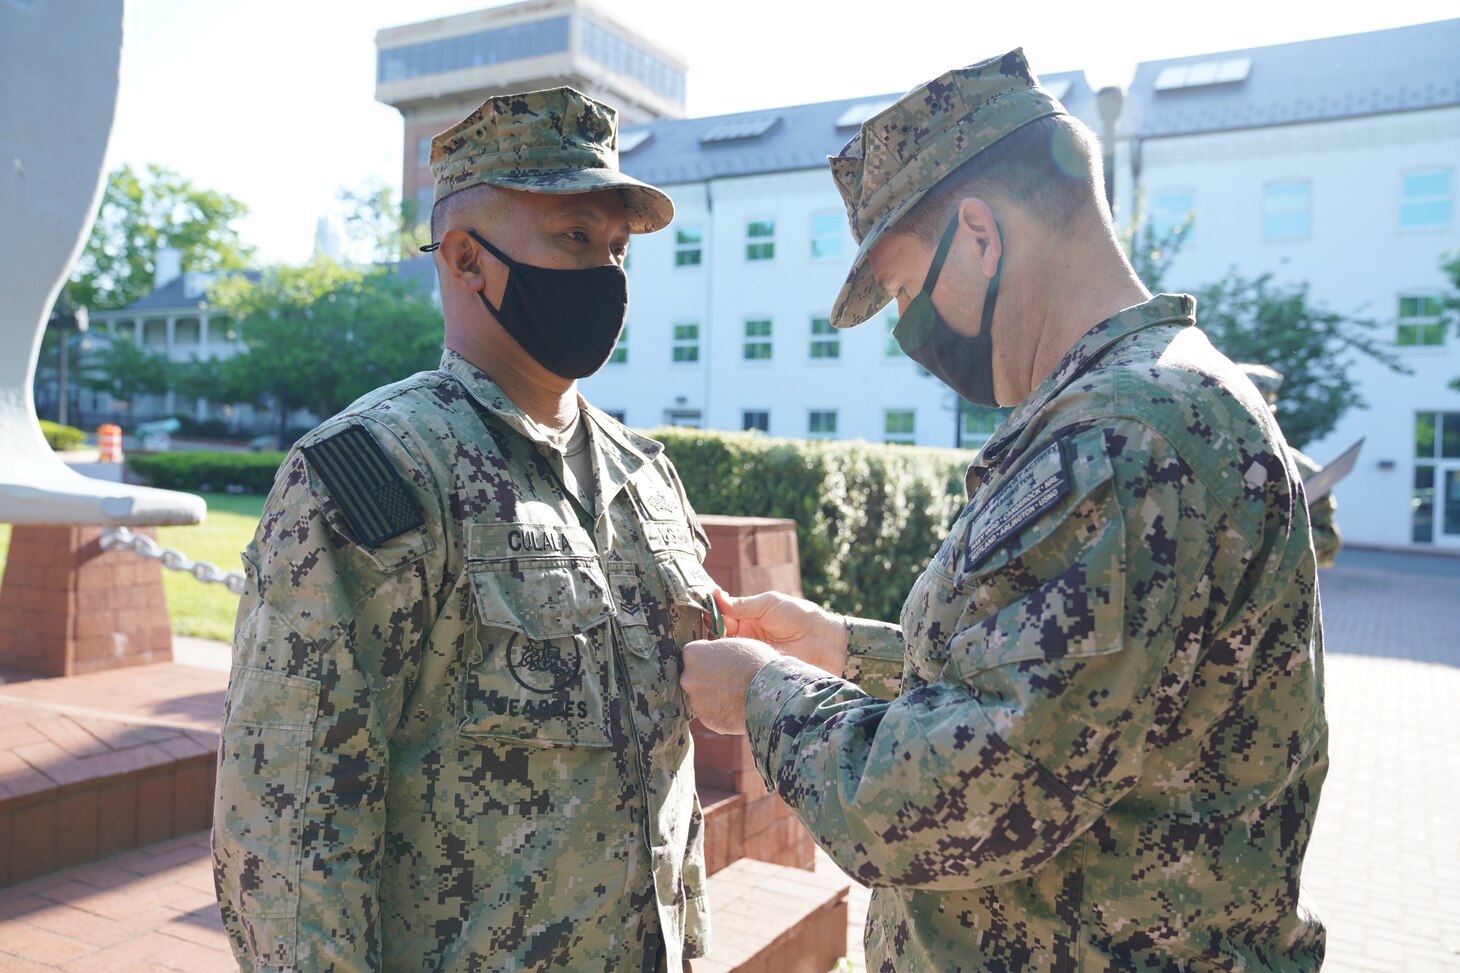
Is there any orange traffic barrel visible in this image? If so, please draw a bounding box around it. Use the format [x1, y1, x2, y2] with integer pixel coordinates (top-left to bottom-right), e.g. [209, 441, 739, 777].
[97, 423, 123, 462]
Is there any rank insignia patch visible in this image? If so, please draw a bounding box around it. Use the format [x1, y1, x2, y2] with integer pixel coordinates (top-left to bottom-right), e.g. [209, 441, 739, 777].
[302, 425, 426, 547]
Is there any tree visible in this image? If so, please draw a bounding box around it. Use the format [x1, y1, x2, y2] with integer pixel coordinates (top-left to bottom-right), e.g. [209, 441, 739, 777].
[1119, 186, 1191, 294]
[1195, 272, 1409, 449]
[67, 163, 253, 312]
[334, 181, 431, 264]
[210, 257, 442, 442]
[77, 336, 172, 413]
[1442, 251, 1460, 394]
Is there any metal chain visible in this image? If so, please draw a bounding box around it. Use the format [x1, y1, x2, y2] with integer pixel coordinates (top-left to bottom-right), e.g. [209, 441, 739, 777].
[99, 526, 247, 595]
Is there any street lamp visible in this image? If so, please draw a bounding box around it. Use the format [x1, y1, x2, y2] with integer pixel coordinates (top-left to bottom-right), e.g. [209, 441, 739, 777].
[1095, 85, 1125, 214]
[48, 298, 89, 427]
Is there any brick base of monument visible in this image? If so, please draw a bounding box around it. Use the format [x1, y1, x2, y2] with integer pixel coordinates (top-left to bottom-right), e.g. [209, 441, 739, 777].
[0, 525, 172, 677]
[700, 515, 803, 599]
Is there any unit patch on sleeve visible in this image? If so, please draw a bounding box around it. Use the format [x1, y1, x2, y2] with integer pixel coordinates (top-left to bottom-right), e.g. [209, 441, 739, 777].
[302, 424, 426, 547]
[963, 439, 1070, 572]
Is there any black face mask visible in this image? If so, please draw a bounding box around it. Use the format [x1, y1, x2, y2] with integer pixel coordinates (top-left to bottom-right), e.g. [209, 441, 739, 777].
[890, 212, 1002, 408]
[464, 229, 628, 380]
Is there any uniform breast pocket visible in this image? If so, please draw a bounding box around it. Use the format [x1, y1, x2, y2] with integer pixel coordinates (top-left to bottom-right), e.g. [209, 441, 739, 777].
[460, 534, 615, 748]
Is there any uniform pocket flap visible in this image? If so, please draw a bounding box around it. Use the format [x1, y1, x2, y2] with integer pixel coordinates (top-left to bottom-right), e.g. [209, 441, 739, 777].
[224, 667, 321, 730]
[657, 553, 716, 612]
[470, 561, 612, 640]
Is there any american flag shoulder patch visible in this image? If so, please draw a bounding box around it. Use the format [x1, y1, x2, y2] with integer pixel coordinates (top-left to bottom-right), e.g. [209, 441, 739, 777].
[301, 425, 426, 548]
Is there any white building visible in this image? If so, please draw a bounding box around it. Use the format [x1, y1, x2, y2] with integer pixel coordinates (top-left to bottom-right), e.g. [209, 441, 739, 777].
[583, 21, 1459, 553]
[1113, 19, 1460, 552]
[582, 70, 1103, 449]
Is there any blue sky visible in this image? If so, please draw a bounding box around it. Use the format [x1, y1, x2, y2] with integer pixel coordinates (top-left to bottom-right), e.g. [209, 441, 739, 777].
[104, 0, 1457, 266]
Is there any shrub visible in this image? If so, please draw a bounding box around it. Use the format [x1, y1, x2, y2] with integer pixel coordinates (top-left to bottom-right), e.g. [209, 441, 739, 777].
[128, 451, 286, 495]
[655, 428, 975, 623]
[40, 420, 86, 451]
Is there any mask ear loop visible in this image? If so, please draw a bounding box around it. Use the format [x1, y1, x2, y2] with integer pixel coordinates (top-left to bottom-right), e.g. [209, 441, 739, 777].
[458, 229, 518, 320]
[922, 210, 962, 296]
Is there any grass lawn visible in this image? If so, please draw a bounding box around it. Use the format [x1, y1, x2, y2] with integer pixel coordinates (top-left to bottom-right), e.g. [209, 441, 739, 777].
[0, 492, 264, 643]
[155, 492, 264, 641]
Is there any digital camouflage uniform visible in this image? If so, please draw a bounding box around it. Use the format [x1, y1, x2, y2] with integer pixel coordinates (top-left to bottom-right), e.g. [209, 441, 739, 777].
[1240, 365, 1341, 569]
[214, 88, 711, 973]
[743, 53, 1328, 971]
[215, 351, 714, 972]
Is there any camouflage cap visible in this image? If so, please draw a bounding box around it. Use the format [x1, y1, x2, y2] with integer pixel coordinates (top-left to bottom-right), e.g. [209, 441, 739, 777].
[1238, 363, 1284, 406]
[429, 86, 673, 234]
[829, 49, 1066, 327]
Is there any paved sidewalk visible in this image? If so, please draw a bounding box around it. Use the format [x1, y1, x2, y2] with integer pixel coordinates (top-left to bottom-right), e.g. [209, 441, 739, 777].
[0, 549, 1456, 971]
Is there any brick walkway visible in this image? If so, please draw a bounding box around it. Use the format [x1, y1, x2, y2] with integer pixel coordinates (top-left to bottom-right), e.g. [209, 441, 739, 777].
[0, 551, 1456, 971]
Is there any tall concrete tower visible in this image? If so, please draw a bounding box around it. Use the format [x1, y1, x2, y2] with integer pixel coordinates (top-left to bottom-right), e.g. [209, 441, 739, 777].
[375, 0, 688, 225]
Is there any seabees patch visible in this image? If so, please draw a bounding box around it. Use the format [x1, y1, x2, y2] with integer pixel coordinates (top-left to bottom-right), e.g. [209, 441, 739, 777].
[962, 439, 1070, 572]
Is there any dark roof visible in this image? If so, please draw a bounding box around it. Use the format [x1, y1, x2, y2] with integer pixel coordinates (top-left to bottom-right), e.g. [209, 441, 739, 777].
[618, 70, 1100, 187]
[1124, 18, 1460, 139]
[111, 270, 262, 313]
[109, 259, 441, 315]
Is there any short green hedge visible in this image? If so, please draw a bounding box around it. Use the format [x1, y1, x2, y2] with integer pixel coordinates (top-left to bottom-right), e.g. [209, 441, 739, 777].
[40, 419, 86, 451]
[655, 429, 975, 623]
[129, 451, 288, 495]
[126, 432, 978, 623]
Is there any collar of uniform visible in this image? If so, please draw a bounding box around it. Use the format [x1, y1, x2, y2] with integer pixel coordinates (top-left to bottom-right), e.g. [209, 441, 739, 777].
[438, 348, 543, 440]
[579, 401, 664, 465]
[977, 293, 1195, 469]
[439, 348, 663, 470]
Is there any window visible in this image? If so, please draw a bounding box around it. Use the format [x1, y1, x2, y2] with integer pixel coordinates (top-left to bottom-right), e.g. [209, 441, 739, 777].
[417, 136, 432, 168]
[809, 317, 839, 359]
[672, 323, 699, 363]
[378, 17, 572, 83]
[664, 409, 701, 427]
[580, 18, 686, 104]
[674, 225, 703, 267]
[746, 219, 775, 261]
[884, 409, 915, 444]
[1413, 411, 1460, 542]
[961, 405, 1006, 445]
[1397, 295, 1445, 348]
[811, 213, 843, 260]
[1263, 180, 1311, 240]
[1149, 190, 1195, 242]
[743, 319, 772, 360]
[415, 186, 435, 228]
[1400, 169, 1453, 230]
[743, 410, 769, 432]
[808, 410, 837, 437]
[608, 325, 628, 365]
[884, 309, 902, 357]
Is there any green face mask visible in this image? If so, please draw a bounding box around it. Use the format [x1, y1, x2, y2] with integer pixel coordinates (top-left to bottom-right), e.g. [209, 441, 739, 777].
[891, 211, 1002, 407]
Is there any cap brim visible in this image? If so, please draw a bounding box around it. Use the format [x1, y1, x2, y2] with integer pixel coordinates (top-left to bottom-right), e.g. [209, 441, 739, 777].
[829, 189, 929, 328]
[480, 168, 674, 234]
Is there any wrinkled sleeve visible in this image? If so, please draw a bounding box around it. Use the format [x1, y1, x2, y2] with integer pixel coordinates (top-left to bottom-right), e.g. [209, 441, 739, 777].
[841, 617, 906, 699]
[744, 423, 1221, 890]
[213, 423, 439, 973]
